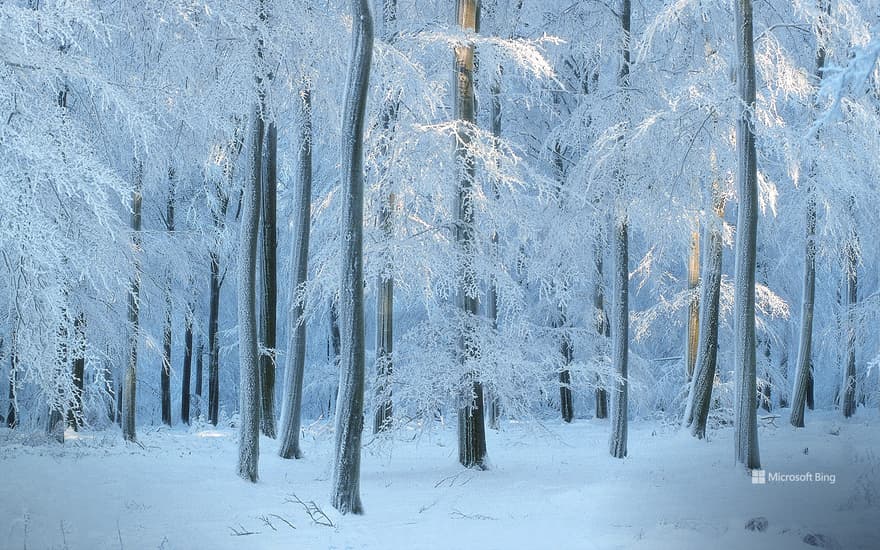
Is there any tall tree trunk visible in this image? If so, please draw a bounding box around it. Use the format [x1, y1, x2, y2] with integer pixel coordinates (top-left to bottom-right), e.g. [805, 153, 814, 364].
[123, 162, 143, 442]
[208, 248, 221, 425]
[161, 169, 175, 427]
[733, 0, 761, 470]
[331, 0, 373, 515]
[238, 105, 263, 483]
[841, 220, 858, 418]
[609, 216, 629, 458]
[594, 249, 609, 419]
[609, 0, 630, 460]
[486, 64, 502, 431]
[372, 0, 397, 435]
[454, 0, 488, 470]
[790, 1, 829, 428]
[684, 185, 725, 439]
[259, 121, 278, 439]
[686, 227, 700, 379]
[279, 81, 313, 460]
[181, 309, 193, 425]
[68, 314, 86, 430]
[556, 311, 574, 423]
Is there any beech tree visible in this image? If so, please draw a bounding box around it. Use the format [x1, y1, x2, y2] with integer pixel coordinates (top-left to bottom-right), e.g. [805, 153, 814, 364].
[331, 0, 374, 515]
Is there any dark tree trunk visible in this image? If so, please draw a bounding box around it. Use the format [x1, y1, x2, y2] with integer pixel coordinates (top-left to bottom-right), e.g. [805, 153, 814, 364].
[331, 0, 373, 515]
[259, 121, 278, 439]
[6, 330, 17, 428]
[594, 250, 609, 419]
[453, 0, 487, 471]
[842, 225, 858, 418]
[208, 249, 221, 426]
[161, 170, 175, 427]
[558, 313, 574, 423]
[195, 339, 204, 419]
[181, 311, 193, 425]
[68, 314, 86, 430]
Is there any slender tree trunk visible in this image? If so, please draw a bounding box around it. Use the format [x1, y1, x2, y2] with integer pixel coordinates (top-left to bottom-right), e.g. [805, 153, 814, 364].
[841, 222, 858, 418]
[733, 0, 761, 470]
[123, 162, 143, 442]
[608, 0, 631, 460]
[279, 81, 313, 460]
[67, 314, 85, 430]
[557, 311, 574, 423]
[238, 105, 263, 483]
[181, 310, 193, 425]
[259, 121, 278, 439]
[372, 1, 397, 434]
[195, 339, 204, 419]
[161, 170, 175, 427]
[594, 250, 609, 419]
[685, 187, 725, 439]
[790, 1, 829, 428]
[208, 248, 221, 425]
[486, 65, 502, 431]
[609, 216, 629, 458]
[454, 0, 488, 470]
[686, 228, 700, 379]
[7, 331, 17, 428]
[331, 0, 373, 515]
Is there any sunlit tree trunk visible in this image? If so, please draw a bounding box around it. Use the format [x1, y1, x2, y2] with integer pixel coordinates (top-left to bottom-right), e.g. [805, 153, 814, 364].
[279, 81, 313, 460]
[686, 227, 700, 379]
[123, 161, 143, 442]
[733, 0, 761, 470]
[331, 0, 373, 515]
[790, 1, 829, 429]
[454, 0, 488, 470]
[685, 182, 725, 438]
[373, 0, 397, 434]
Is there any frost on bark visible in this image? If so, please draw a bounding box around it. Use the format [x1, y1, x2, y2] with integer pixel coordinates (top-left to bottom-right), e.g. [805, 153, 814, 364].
[790, 8, 828, 426]
[123, 162, 143, 443]
[686, 227, 701, 379]
[609, 216, 629, 459]
[733, 0, 761, 470]
[841, 214, 858, 418]
[594, 249, 609, 419]
[7, 331, 18, 428]
[68, 314, 86, 430]
[207, 184, 228, 426]
[373, 0, 397, 435]
[331, 0, 373, 515]
[555, 311, 575, 423]
[161, 169, 175, 427]
[279, 81, 313, 460]
[238, 106, 263, 483]
[259, 120, 278, 439]
[486, 65, 502, 431]
[454, 0, 488, 470]
[608, 0, 630, 460]
[181, 308, 193, 425]
[685, 185, 725, 439]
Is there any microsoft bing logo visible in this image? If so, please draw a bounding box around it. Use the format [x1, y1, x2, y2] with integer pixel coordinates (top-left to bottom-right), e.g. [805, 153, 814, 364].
[751, 469, 766, 484]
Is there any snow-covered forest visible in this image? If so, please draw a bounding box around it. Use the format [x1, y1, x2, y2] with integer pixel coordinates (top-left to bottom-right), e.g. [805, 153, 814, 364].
[1, 0, 879, 548]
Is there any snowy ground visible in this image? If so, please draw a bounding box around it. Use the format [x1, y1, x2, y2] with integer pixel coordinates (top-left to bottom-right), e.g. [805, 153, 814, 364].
[1, 410, 878, 550]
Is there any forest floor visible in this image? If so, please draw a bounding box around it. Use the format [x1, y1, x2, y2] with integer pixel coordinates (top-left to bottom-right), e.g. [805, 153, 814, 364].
[1, 409, 878, 550]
